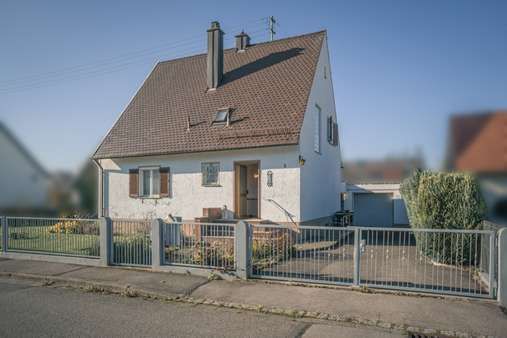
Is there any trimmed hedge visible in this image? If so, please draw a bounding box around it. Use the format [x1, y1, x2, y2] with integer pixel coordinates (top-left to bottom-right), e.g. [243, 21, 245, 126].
[400, 170, 486, 265]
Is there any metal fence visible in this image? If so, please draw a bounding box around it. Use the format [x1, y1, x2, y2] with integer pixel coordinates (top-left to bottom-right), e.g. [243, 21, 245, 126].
[0, 216, 5, 251]
[480, 221, 502, 283]
[0, 215, 499, 299]
[162, 222, 235, 270]
[358, 227, 495, 298]
[5, 217, 100, 258]
[111, 219, 152, 266]
[250, 224, 496, 298]
[251, 224, 355, 285]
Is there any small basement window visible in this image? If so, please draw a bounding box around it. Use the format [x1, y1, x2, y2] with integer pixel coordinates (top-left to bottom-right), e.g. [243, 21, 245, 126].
[213, 108, 230, 125]
[139, 167, 160, 198]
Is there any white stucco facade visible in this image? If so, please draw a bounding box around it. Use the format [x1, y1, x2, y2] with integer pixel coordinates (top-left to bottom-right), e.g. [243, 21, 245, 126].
[299, 36, 343, 221]
[0, 127, 50, 210]
[98, 35, 343, 223]
[100, 146, 302, 222]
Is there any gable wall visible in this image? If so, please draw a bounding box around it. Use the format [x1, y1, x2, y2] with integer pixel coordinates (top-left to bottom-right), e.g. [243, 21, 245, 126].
[100, 145, 301, 222]
[299, 36, 343, 222]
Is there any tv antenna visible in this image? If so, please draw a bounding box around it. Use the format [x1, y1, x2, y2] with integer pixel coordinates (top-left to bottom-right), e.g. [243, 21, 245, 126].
[268, 16, 277, 41]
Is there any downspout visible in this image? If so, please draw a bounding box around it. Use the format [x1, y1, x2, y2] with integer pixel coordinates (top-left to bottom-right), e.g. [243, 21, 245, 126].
[92, 159, 104, 218]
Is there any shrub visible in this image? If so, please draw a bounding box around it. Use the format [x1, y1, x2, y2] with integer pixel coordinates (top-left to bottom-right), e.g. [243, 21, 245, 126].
[47, 220, 97, 235]
[400, 170, 486, 264]
[113, 236, 152, 265]
[164, 237, 235, 269]
[251, 231, 295, 272]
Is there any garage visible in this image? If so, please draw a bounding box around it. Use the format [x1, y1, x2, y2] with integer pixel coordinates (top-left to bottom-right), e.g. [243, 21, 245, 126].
[353, 192, 393, 227]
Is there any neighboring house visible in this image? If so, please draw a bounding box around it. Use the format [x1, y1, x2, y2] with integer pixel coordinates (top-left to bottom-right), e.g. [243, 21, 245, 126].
[93, 23, 343, 224]
[0, 122, 51, 214]
[445, 111, 507, 223]
[342, 156, 423, 227]
[343, 155, 424, 184]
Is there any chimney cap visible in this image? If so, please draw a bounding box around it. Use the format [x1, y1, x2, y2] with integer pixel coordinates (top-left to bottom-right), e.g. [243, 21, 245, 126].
[235, 30, 249, 38]
[208, 21, 222, 32]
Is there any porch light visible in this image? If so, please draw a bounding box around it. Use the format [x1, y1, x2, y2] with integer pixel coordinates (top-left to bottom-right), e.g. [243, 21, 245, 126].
[267, 170, 273, 187]
[298, 155, 306, 166]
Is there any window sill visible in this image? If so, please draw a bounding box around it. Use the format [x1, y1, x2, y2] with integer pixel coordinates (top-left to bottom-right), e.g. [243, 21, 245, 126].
[202, 184, 221, 187]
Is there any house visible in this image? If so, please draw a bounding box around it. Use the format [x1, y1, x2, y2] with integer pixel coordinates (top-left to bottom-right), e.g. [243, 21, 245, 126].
[445, 111, 507, 223]
[0, 122, 51, 214]
[343, 154, 424, 184]
[93, 22, 343, 225]
[341, 156, 423, 227]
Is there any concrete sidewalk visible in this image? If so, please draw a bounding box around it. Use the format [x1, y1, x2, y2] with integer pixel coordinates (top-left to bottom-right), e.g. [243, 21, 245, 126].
[0, 258, 505, 337]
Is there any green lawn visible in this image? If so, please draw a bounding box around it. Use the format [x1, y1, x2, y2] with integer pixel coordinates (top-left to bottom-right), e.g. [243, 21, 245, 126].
[7, 226, 100, 257]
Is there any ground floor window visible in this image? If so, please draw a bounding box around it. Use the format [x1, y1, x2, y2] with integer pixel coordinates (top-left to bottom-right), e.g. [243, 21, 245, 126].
[140, 167, 160, 197]
[202, 162, 220, 186]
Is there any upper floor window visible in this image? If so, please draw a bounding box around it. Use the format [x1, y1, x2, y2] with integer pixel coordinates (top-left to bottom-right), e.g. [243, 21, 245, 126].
[314, 104, 321, 153]
[202, 162, 220, 186]
[140, 167, 160, 198]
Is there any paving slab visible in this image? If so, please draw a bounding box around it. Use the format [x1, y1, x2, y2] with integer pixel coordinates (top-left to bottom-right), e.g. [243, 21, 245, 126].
[60, 266, 208, 296]
[0, 259, 84, 276]
[192, 280, 507, 337]
[303, 324, 405, 338]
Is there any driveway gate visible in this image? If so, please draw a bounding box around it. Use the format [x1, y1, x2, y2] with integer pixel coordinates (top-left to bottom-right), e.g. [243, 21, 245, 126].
[250, 224, 497, 299]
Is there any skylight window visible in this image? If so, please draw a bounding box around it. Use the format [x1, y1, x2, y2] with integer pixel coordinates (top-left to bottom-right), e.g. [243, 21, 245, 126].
[213, 108, 230, 125]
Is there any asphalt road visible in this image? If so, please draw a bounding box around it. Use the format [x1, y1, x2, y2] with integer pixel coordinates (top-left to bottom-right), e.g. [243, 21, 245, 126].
[0, 277, 405, 338]
[0, 277, 307, 338]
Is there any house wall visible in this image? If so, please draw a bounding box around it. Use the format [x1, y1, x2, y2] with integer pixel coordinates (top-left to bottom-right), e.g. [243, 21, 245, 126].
[0, 130, 49, 209]
[299, 35, 343, 222]
[345, 183, 409, 225]
[99, 146, 301, 222]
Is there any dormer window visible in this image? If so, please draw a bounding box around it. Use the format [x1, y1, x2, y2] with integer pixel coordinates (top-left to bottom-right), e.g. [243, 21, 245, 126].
[213, 108, 230, 126]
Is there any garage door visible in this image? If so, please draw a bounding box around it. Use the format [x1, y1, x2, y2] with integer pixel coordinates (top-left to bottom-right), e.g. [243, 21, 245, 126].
[353, 193, 393, 227]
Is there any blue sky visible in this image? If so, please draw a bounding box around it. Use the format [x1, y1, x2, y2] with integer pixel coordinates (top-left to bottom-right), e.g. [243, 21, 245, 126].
[1, 0, 506, 172]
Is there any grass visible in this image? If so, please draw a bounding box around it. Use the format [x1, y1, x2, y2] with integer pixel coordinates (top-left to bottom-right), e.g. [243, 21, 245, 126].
[7, 225, 100, 257]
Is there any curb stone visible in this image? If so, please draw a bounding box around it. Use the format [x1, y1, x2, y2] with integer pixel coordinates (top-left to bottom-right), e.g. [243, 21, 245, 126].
[0, 272, 496, 338]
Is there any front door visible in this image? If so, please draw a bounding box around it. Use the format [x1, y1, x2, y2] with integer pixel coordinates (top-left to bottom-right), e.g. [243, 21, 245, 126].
[235, 161, 260, 219]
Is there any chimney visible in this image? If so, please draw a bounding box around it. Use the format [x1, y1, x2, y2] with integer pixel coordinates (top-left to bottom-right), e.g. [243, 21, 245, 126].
[207, 21, 224, 90]
[235, 31, 250, 52]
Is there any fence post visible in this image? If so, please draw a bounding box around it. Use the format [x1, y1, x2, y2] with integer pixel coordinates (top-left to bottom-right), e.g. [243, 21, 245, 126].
[99, 217, 112, 266]
[498, 228, 507, 307]
[151, 218, 163, 269]
[235, 221, 252, 280]
[489, 231, 497, 299]
[1, 216, 7, 253]
[353, 227, 361, 286]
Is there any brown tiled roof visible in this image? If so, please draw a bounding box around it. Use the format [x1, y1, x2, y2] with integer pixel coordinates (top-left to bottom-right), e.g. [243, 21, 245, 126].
[449, 111, 507, 173]
[93, 31, 326, 159]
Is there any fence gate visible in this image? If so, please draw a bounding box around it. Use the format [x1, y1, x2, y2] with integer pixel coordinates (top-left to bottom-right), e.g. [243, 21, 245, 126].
[111, 219, 152, 266]
[250, 224, 497, 299]
[357, 227, 496, 298]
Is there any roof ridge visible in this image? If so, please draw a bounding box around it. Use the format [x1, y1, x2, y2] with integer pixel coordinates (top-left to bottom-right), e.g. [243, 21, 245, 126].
[157, 30, 327, 66]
